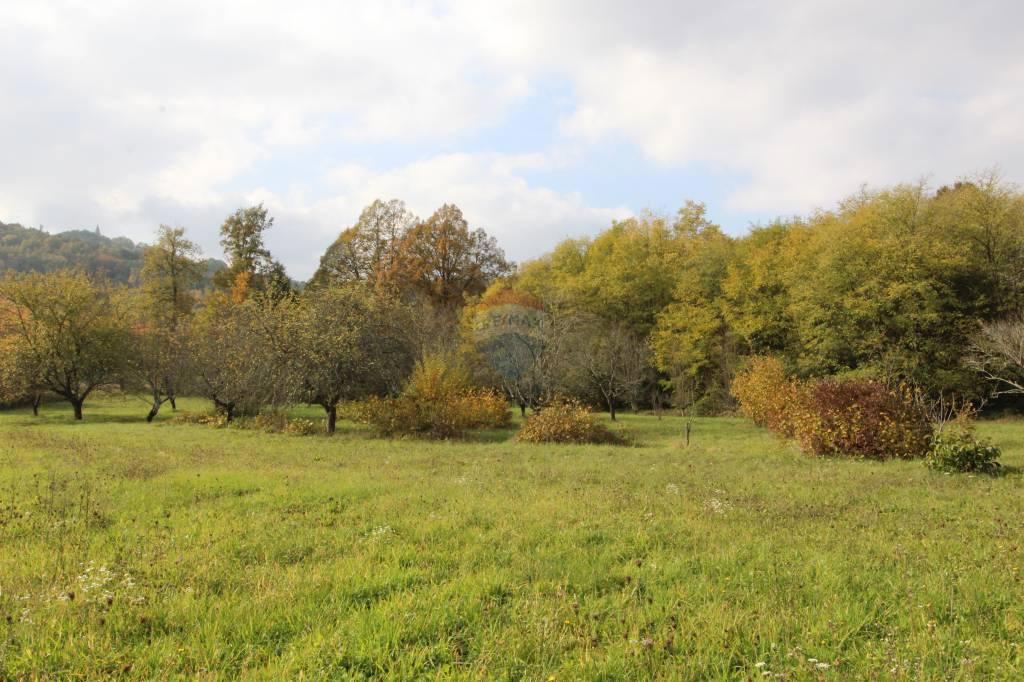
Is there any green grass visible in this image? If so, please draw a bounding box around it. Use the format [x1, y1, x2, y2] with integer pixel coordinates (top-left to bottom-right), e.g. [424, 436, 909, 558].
[1, 398, 1023, 679]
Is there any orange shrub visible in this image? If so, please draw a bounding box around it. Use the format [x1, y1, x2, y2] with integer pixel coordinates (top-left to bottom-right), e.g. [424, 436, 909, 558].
[355, 355, 511, 439]
[792, 379, 931, 460]
[730, 357, 805, 437]
[732, 357, 931, 460]
[516, 400, 627, 445]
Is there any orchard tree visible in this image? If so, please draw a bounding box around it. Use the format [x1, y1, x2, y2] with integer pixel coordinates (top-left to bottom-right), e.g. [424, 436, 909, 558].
[189, 295, 287, 421]
[0, 271, 129, 420]
[283, 286, 415, 433]
[970, 315, 1024, 396]
[565, 317, 651, 421]
[0, 334, 46, 414]
[126, 225, 205, 419]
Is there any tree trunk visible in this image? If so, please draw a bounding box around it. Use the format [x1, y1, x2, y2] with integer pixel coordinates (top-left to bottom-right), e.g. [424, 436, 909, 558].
[31, 394, 41, 417]
[325, 404, 337, 435]
[519, 402, 527, 418]
[169, 395, 177, 411]
[72, 399, 84, 421]
[146, 404, 160, 423]
[608, 397, 617, 421]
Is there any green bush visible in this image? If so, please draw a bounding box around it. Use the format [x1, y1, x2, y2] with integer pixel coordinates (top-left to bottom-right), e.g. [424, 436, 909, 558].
[926, 429, 1002, 474]
[354, 355, 511, 439]
[516, 400, 627, 445]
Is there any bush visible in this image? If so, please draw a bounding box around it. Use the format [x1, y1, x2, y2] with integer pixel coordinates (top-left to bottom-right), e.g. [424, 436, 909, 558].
[167, 411, 228, 428]
[516, 400, 628, 445]
[926, 428, 1002, 474]
[792, 379, 932, 459]
[730, 357, 805, 437]
[732, 359, 932, 460]
[168, 411, 322, 435]
[354, 355, 511, 439]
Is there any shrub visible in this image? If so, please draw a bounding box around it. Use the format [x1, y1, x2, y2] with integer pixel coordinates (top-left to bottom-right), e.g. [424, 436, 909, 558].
[926, 428, 1002, 474]
[730, 357, 805, 436]
[354, 355, 511, 439]
[167, 411, 228, 427]
[732, 359, 933, 460]
[516, 400, 628, 445]
[792, 379, 932, 460]
[168, 411, 322, 436]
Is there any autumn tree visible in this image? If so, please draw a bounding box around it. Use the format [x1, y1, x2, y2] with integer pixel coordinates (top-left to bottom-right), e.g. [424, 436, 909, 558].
[188, 295, 288, 421]
[280, 286, 415, 433]
[564, 317, 651, 420]
[309, 199, 418, 290]
[214, 204, 291, 300]
[970, 315, 1024, 396]
[0, 271, 129, 420]
[0, 333, 46, 414]
[394, 204, 513, 308]
[124, 225, 205, 420]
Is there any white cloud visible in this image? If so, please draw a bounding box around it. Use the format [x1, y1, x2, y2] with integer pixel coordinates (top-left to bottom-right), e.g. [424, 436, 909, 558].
[261, 152, 630, 278]
[1, 0, 1023, 276]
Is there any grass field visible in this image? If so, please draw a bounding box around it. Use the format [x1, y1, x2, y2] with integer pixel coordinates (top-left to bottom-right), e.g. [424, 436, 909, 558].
[1, 399, 1023, 680]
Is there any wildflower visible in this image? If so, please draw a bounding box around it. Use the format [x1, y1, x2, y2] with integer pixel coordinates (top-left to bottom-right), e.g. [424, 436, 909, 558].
[755, 662, 766, 668]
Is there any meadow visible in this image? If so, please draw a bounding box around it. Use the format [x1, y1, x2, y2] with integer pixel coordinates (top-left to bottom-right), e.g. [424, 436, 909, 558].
[1, 399, 1023, 680]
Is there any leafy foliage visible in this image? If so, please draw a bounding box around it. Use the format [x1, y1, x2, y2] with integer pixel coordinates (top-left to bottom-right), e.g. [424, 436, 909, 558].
[354, 355, 511, 438]
[730, 357, 804, 437]
[516, 399, 627, 445]
[0, 270, 130, 420]
[733, 358, 932, 459]
[793, 378, 932, 460]
[926, 428, 1002, 474]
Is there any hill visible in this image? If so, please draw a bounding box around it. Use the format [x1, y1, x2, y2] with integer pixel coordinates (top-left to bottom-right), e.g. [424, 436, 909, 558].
[0, 220, 226, 285]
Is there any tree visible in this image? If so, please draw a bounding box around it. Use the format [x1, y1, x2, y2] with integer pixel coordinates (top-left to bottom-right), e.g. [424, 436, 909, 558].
[309, 199, 418, 289]
[0, 271, 129, 420]
[140, 225, 204, 326]
[280, 286, 415, 433]
[970, 316, 1024, 396]
[0, 334, 46, 415]
[394, 204, 513, 308]
[565, 317, 651, 421]
[127, 225, 205, 419]
[188, 295, 287, 421]
[214, 204, 291, 299]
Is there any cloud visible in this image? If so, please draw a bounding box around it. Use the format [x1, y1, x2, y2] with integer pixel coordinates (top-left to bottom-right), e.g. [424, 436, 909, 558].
[1, 0, 1022, 276]
[258, 153, 631, 278]
[488, 0, 1024, 211]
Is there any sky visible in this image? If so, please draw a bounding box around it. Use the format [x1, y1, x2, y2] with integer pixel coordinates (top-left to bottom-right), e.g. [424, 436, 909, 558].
[2, 1, 1022, 279]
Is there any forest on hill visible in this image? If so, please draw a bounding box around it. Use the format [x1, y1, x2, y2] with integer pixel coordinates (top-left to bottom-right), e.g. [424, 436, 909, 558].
[0, 220, 226, 287]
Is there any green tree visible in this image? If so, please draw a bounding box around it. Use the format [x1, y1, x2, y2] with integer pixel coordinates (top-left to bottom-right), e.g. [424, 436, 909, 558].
[0, 271, 129, 420]
[280, 286, 414, 433]
[214, 204, 291, 299]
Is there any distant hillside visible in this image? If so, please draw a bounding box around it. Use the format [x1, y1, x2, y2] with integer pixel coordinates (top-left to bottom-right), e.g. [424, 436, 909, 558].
[0, 221, 226, 286]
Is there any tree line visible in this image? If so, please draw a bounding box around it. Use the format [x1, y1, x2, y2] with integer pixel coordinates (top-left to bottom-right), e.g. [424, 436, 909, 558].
[4, 173, 1024, 427]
